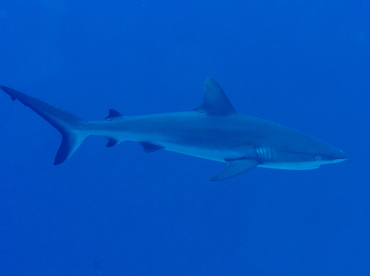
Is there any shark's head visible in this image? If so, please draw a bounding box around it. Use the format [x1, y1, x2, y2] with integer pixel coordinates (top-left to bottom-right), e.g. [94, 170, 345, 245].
[311, 147, 348, 165]
[258, 134, 347, 170]
[292, 147, 347, 169]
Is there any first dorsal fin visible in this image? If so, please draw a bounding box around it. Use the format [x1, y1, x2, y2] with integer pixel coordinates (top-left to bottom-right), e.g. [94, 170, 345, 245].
[194, 78, 237, 116]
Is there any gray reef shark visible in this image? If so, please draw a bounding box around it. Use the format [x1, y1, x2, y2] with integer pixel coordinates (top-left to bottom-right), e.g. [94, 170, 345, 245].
[1, 78, 347, 180]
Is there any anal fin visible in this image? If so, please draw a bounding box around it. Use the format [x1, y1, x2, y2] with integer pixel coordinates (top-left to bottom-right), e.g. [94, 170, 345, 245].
[211, 158, 259, 181]
[140, 142, 164, 153]
[106, 138, 119, 147]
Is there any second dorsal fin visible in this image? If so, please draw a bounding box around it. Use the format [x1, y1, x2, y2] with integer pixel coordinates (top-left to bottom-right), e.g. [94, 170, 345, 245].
[105, 109, 123, 120]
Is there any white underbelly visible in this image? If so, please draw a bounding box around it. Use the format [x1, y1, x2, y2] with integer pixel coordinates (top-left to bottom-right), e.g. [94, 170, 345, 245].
[259, 162, 320, 170]
[162, 143, 241, 163]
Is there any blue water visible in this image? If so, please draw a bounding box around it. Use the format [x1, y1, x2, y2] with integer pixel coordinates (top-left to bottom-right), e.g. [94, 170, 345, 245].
[0, 1, 369, 275]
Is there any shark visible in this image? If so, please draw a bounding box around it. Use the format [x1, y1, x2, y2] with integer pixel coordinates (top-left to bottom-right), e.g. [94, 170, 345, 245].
[1, 78, 347, 180]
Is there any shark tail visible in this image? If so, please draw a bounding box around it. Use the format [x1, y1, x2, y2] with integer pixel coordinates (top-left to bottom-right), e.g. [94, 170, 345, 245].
[1, 86, 89, 165]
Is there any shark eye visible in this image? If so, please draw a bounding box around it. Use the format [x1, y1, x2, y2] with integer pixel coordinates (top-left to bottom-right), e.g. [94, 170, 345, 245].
[315, 154, 323, 161]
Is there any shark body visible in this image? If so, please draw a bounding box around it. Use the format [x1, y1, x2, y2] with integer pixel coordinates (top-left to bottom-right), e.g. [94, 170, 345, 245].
[1, 78, 347, 180]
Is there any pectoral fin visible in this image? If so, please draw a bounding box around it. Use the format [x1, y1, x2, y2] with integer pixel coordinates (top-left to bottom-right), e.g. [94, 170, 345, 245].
[211, 158, 259, 181]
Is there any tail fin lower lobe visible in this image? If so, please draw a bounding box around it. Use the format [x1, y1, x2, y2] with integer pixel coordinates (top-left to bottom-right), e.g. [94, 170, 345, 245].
[1, 86, 89, 164]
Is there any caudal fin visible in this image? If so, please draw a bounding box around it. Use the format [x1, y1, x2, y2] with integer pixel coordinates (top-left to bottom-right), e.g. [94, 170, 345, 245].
[1, 86, 89, 164]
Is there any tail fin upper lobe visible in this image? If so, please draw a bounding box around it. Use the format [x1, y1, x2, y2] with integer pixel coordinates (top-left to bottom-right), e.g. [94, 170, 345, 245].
[1, 86, 89, 164]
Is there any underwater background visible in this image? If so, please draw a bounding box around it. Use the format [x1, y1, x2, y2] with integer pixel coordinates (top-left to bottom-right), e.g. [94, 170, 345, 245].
[0, 1, 369, 275]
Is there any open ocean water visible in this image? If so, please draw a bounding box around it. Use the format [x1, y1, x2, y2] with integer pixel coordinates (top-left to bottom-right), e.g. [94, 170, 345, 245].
[0, 1, 369, 275]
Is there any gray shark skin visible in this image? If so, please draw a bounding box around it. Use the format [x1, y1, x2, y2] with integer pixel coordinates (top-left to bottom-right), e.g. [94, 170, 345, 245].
[1, 78, 347, 180]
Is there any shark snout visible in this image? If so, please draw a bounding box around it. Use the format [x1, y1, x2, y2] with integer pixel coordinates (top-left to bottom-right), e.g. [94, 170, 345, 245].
[331, 150, 347, 163]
